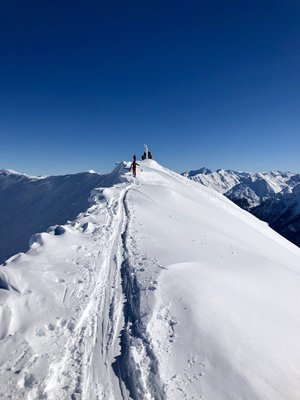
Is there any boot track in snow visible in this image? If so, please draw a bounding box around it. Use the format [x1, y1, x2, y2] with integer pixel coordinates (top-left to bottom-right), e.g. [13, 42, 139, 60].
[41, 181, 164, 400]
[112, 189, 165, 400]
[2, 162, 300, 400]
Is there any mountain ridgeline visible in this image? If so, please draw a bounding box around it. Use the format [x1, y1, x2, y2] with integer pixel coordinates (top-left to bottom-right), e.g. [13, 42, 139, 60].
[0, 169, 107, 264]
[183, 168, 300, 247]
[1, 161, 300, 399]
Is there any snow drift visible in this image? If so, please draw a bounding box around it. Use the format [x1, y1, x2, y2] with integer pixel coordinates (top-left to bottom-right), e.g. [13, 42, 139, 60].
[0, 161, 300, 400]
[0, 169, 107, 264]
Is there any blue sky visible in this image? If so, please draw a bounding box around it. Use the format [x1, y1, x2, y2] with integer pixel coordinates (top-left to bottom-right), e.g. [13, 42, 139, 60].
[0, 1, 299, 175]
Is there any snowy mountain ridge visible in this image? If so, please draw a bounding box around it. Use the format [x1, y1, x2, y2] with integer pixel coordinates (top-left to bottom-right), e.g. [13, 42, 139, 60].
[0, 168, 107, 264]
[0, 161, 300, 399]
[182, 167, 298, 201]
[253, 182, 300, 247]
[183, 167, 300, 247]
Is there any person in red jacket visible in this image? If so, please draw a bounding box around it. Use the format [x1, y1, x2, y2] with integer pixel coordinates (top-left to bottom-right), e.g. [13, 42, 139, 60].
[131, 155, 139, 177]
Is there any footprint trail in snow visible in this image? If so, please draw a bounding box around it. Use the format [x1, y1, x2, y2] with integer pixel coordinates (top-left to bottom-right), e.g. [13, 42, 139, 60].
[1, 160, 300, 400]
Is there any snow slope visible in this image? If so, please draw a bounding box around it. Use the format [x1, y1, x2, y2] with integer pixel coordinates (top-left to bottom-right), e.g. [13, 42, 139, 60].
[182, 168, 244, 194]
[183, 167, 300, 247]
[0, 161, 300, 400]
[0, 169, 107, 264]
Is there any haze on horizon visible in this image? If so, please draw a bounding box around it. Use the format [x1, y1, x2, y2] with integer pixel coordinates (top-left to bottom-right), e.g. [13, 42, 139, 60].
[0, 1, 299, 175]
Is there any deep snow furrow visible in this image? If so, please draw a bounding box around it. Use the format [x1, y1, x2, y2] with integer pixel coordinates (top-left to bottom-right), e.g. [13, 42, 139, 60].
[76, 186, 132, 400]
[112, 190, 165, 400]
[42, 184, 132, 400]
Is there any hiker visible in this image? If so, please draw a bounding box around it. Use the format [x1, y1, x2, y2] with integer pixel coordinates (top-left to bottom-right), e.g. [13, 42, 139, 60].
[141, 144, 153, 160]
[131, 155, 139, 177]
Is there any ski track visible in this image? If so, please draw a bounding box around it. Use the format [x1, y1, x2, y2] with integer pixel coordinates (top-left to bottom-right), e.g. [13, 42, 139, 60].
[2, 162, 300, 400]
[112, 188, 165, 400]
[42, 183, 131, 400]
[7, 177, 165, 400]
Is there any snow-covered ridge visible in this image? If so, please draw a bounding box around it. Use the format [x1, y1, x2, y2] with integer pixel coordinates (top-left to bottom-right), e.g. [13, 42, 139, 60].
[253, 182, 300, 247]
[0, 169, 107, 264]
[1, 160, 300, 399]
[183, 167, 300, 247]
[0, 168, 48, 180]
[182, 167, 298, 203]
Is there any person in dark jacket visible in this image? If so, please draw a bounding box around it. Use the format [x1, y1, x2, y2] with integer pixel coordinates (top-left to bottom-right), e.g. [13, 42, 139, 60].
[131, 155, 139, 177]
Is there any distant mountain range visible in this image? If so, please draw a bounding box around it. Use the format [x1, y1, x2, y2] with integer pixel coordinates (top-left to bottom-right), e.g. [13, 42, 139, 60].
[183, 167, 300, 247]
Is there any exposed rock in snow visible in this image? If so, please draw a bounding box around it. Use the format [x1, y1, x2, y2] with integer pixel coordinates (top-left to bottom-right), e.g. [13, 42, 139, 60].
[183, 167, 244, 194]
[253, 183, 300, 247]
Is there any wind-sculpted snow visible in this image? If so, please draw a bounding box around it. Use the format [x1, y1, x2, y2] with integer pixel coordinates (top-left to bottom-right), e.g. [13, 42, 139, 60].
[0, 169, 107, 264]
[0, 161, 300, 399]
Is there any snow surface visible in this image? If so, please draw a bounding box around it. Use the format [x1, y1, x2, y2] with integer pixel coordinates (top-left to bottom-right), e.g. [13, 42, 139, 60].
[183, 167, 300, 247]
[1, 161, 300, 399]
[0, 169, 107, 264]
[183, 167, 300, 208]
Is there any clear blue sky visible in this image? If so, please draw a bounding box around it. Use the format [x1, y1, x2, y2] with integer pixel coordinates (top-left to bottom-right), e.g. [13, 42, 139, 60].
[0, 0, 299, 175]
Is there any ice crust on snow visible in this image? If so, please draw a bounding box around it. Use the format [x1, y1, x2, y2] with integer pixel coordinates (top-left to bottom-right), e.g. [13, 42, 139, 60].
[0, 161, 300, 399]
